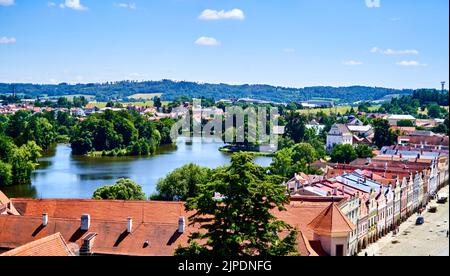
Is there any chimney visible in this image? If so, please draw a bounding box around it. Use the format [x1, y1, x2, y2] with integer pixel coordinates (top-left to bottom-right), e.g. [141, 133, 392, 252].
[42, 213, 48, 226]
[127, 217, 133, 233]
[81, 214, 90, 231]
[178, 216, 186, 233]
[80, 232, 97, 256]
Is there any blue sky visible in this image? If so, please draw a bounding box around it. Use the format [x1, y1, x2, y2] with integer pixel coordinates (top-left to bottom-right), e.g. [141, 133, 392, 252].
[0, 0, 448, 89]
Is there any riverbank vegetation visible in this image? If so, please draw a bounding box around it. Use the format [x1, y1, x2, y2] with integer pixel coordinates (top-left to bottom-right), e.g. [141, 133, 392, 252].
[0, 110, 76, 187]
[0, 135, 41, 186]
[70, 109, 176, 156]
[92, 178, 146, 200]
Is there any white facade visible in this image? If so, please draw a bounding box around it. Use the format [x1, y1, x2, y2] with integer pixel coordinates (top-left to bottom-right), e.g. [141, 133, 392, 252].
[326, 124, 353, 152]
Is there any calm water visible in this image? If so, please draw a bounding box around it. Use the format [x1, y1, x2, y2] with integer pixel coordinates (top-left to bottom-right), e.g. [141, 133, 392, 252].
[3, 138, 272, 199]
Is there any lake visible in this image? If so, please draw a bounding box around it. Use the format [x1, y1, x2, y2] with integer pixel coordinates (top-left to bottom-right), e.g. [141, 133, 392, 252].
[2, 138, 273, 199]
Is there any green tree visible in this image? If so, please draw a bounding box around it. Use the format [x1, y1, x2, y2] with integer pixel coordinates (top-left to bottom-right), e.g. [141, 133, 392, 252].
[24, 117, 56, 149]
[291, 143, 317, 164]
[154, 97, 162, 110]
[92, 178, 146, 200]
[175, 153, 298, 257]
[330, 144, 357, 164]
[373, 118, 397, 149]
[355, 144, 374, 159]
[114, 117, 138, 146]
[427, 103, 442, 119]
[10, 141, 42, 185]
[270, 147, 294, 178]
[5, 110, 31, 143]
[284, 112, 307, 143]
[0, 161, 13, 186]
[397, 120, 414, 127]
[57, 97, 70, 108]
[0, 135, 14, 163]
[433, 123, 449, 135]
[152, 164, 211, 201]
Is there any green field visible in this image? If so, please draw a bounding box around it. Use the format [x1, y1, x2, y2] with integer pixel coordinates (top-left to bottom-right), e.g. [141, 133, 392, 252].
[49, 94, 95, 101]
[417, 106, 449, 116]
[128, 93, 163, 100]
[297, 105, 380, 115]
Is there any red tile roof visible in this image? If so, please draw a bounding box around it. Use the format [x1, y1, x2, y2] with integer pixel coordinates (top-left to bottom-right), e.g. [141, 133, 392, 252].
[1, 197, 361, 256]
[2, 199, 197, 256]
[4, 198, 334, 256]
[0, 191, 20, 216]
[1, 233, 74, 256]
[307, 204, 356, 235]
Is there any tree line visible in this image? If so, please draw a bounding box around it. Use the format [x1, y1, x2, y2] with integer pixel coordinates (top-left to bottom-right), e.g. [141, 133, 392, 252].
[71, 109, 176, 156]
[0, 80, 416, 103]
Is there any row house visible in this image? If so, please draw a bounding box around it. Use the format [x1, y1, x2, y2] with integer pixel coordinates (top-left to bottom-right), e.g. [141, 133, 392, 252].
[375, 190, 387, 239]
[288, 162, 448, 255]
[367, 191, 378, 244]
[357, 194, 369, 251]
[385, 187, 395, 233]
[393, 180, 402, 226]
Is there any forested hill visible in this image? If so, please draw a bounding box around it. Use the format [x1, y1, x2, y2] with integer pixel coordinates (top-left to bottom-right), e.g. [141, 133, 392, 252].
[0, 80, 417, 103]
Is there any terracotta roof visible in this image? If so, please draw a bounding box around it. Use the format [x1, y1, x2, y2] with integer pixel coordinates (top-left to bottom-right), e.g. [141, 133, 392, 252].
[1, 233, 74, 256]
[5, 198, 333, 256]
[12, 199, 190, 224]
[2, 199, 197, 256]
[2, 197, 359, 256]
[307, 204, 356, 234]
[0, 191, 20, 216]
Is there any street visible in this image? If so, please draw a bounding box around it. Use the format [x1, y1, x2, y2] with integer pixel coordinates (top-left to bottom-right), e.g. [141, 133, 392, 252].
[360, 186, 449, 257]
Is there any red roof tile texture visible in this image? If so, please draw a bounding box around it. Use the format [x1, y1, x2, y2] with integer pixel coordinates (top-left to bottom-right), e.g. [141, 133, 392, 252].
[2, 198, 339, 256]
[1, 233, 74, 256]
[307, 204, 356, 234]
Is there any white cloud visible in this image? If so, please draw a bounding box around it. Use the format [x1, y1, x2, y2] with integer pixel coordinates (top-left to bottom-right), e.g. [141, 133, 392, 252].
[371, 47, 419, 55]
[114, 2, 136, 10]
[199, 9, 245, 21]
[59, 0, 87, 11]
[0, 36, 16, 44]
[195, 37, 221, 46]
[396, 61, 427, 67]
[365, 0, 381, 8]
[343, 60, 363, 66]
[0, 0, 14, 7]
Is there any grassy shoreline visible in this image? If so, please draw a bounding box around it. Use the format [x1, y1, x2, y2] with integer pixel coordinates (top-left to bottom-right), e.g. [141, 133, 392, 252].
[219, 146, 275, 157]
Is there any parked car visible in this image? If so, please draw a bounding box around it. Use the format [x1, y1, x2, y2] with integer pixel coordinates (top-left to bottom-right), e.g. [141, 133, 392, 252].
[416, 216, 425, 225]
[437, 193, 448, 204]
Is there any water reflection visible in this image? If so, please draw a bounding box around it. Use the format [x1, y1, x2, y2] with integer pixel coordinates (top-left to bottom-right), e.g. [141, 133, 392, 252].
[4, 139, 273, 199]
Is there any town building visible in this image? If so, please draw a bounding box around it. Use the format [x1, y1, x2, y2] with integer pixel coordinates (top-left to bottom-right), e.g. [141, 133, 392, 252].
[388, 114, 417, 126]
[326, 124, 353, 152]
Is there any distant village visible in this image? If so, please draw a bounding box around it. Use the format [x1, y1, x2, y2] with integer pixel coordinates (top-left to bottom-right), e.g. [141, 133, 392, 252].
[0, 95, 449, 257]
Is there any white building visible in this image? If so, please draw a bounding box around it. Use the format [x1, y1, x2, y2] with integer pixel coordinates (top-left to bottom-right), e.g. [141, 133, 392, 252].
[388, 114, 416, 126]
[306, 119, 325, 135]
[326, 124, 353, 152]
